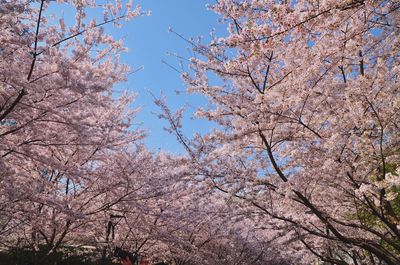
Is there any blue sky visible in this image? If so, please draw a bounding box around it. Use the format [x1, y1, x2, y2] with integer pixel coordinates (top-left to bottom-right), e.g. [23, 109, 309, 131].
[46, 0, 227, 153]
[109, 1, 226, 153]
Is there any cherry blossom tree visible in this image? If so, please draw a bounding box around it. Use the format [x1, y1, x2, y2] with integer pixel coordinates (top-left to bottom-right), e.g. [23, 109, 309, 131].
[2, 0, 399, 264]
[156, 190, 292, 265]
[0, 1, 151, 264]
[92, 146, 292, 265]
[161, 0, 400, 264]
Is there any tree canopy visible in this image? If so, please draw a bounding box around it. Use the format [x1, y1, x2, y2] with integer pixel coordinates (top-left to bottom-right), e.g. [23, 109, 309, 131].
[0, 1, 399, 265]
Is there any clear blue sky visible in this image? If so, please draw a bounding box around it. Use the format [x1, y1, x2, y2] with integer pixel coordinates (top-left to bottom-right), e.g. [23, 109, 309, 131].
[47, 1, 227, 153]
[110, 1, 226, 153]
